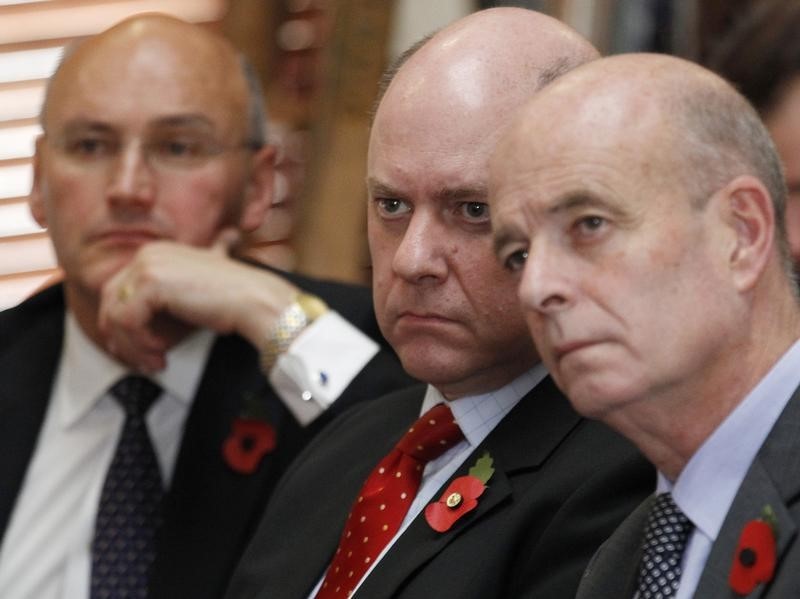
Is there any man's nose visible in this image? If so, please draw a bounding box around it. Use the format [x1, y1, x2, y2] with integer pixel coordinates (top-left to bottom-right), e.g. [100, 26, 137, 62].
[518, 241, 574, 314]
[391, 211, 449, 283]
[106, 141, 156, 209]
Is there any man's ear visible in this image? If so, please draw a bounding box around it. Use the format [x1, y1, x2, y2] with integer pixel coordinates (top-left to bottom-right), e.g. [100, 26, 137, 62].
[28, 135, 48, 228]
[238, 145, 276, 232]
[719, 175, 775, 292]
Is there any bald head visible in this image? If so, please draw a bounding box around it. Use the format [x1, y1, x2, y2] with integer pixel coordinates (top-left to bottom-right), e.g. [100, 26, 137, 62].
[369, 8, 599, 207]
[373, 8, 598, 139]
[495, 52, 790, 270]
[42, 14, 265, 146]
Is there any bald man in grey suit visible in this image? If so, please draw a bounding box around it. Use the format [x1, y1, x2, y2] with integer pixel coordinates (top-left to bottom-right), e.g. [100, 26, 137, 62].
[491, 52, 800, 598]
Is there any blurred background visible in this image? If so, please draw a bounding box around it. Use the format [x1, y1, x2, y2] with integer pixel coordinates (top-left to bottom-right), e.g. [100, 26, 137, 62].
[0, 0, 762, 308]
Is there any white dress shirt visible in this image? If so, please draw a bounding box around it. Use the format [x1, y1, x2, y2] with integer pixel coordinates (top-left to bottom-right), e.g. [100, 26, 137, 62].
[0, 308, 375, 599]
[308, 364, 548, 597]
[651, 338, 800, 599]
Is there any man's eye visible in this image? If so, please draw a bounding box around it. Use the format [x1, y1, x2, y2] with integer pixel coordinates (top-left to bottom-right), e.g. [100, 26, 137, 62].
[153, 138, 204, 158]
[577, 215, 606, 232]
[503, 249, 529, 272]
[67, 138, 112, 157]
[459, 202, 490, 222]
[571, 215, 610, 240]
[376, 198, 411, 217]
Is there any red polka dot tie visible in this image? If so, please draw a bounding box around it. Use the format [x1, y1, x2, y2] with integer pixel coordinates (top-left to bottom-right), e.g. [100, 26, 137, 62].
[314, 403, 464, 599]
[91, 376, 164, 599]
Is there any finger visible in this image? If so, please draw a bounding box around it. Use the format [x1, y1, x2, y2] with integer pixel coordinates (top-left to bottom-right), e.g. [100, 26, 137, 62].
[99, 274, 166, 368]
[98, 275, 152, 336]
[106, 326, 170, 373]
[98, 271, 129, 336]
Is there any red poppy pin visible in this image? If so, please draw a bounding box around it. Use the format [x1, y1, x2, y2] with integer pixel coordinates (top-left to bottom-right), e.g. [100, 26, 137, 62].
[222, 392, 276, 474]
[425, 452, 495, 533]
[728, 505, 778, 595]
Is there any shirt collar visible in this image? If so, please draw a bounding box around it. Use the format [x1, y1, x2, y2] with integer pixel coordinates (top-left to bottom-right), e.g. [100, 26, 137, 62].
[661, 338, 800, 541]
[57, 311, 215, 428]
[420, 363, 547, 448]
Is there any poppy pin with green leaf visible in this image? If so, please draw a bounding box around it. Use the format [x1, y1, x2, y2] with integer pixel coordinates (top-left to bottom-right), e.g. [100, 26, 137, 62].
[425, 452, 494, 533]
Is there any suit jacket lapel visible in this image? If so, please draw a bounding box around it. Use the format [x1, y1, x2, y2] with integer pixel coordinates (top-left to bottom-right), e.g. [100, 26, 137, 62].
[355, 377, 582, 599]
[575, 496, 651, 599]
[694, 463, 795, 599]
[694, 387, 800, 599]
[0, 286, 64, 541]
[149, 333, 299, 599]
[354, 467, 515, 599]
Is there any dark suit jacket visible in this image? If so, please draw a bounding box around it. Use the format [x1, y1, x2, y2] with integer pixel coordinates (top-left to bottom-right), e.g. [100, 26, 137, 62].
[576, 385, 800, 599]
[226, 379, 654, 599]
[0, 270, 414, 599]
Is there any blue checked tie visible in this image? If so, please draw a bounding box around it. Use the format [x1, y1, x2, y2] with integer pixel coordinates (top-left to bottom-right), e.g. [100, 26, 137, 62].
[91, 376, 164, 599]
[636, 493, 694, 599]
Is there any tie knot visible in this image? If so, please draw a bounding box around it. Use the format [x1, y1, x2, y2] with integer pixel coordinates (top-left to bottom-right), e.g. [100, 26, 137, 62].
[642, 493, 693, 556]
[396, 403, 464, 462]
[109, 375, 162, 417]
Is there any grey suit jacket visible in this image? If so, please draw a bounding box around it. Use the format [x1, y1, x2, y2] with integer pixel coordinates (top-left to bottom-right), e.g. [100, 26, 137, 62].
[226, 380, 653, 599]
[577, 385, 800, 599]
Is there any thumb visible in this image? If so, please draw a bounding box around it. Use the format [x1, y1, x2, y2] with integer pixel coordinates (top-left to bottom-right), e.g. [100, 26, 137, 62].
[212, 227, 241, 256]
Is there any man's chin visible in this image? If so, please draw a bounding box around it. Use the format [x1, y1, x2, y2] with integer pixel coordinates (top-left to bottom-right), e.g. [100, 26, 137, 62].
[561, 375, 641, 420]
[68, 259, 133, 299]
[397, 350, 467, 387]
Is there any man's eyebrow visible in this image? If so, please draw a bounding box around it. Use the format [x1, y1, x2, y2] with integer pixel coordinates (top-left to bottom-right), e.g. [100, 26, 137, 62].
[366, 179, 402, 198]
[366, 179, 488, 205]
[151, 114, 216, 130]
[434, 185, 488, 202]
[60, 120, 114, 135]
[492, 192, 630, 255]
[58, 115, 217, 136]
[548, 191, 628, 219]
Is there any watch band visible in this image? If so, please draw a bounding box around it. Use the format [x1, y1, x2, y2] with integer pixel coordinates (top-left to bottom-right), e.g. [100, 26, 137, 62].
[260, 292, 329, 373]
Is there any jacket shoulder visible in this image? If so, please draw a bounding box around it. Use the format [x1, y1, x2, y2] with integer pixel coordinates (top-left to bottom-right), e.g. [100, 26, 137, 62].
[0, 285, 64, 343]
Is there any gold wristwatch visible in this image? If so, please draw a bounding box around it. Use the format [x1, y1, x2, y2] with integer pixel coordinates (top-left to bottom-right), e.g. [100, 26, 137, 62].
[260, 292, 329, 373]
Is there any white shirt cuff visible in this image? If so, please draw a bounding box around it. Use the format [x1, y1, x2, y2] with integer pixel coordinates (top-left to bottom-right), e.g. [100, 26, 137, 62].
[268, 311, 380, 426]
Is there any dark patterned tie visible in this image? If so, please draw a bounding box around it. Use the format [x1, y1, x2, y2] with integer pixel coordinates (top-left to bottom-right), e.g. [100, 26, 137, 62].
[636, 493, 694, 599]
[314, 403, 464, 599]
[91, 376, 164, 599]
